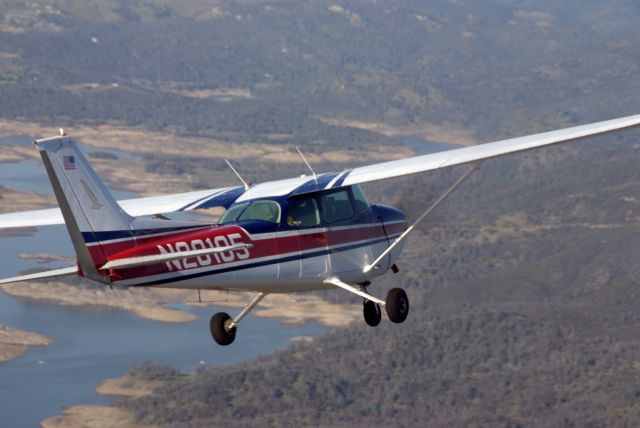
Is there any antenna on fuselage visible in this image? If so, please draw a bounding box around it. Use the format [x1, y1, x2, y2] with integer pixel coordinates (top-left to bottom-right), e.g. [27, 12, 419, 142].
[224, 159, 250, 191]
[295, 146, 317, 182]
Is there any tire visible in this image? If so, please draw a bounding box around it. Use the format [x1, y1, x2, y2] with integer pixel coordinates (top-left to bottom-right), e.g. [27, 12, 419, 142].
[210, 312, 236, 346]
[363, 300, 382, 327]
[385, 288, 409, 323]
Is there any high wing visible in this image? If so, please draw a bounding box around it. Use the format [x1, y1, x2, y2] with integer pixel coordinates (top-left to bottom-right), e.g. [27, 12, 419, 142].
[0, 113, 639, 230]
[340, 113, 640, 186]
[227, 113, 640, 201]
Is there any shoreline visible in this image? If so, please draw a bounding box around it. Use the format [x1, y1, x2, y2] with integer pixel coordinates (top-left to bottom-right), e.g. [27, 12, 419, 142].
[1, 279, 361, 327]
[153, 288, 361, 327]
[319, 116, 478, 147]
[41, 374, 162, 428]
[0, 280, 199, 324]
[40, 406, 149, 428]
[0, 118, 412, 164]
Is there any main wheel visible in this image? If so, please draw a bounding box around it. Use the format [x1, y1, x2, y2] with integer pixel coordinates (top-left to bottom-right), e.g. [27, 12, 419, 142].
[210, 312, 236, 346]
[385, 288, 409, 323]
[363, 300, 382, 327]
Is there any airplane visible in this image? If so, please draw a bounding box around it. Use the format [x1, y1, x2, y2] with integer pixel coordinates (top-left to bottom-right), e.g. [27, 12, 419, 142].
[1, 114, 639, 345]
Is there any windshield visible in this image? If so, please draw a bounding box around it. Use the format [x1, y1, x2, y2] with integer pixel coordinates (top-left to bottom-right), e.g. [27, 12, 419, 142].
[218, 200, 281, 225]
[238, 200, 281, 223]
[218, 202, 249, 224]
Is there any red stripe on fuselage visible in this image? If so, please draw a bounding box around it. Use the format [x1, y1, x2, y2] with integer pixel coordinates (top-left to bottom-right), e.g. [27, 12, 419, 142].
[102, 221, 407, 282]
[382, 221, 407, 236]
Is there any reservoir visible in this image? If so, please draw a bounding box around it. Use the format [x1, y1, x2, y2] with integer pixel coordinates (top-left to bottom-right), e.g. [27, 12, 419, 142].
[0, 136, 324, 427]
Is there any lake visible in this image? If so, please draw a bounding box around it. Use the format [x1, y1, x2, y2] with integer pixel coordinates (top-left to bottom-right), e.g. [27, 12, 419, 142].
[0, 136, 324, 427]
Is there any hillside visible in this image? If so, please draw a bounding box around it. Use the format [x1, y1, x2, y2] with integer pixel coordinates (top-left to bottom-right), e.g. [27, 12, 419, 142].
[1, 0, 640, 144]
[116, 140, 640, 427]
[1, 0, 640, 426]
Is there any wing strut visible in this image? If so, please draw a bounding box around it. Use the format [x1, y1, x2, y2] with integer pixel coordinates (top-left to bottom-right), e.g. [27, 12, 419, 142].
[364, 162, 482, 273]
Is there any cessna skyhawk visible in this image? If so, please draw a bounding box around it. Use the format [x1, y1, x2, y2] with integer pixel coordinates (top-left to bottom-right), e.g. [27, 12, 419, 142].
[1, 114, 639, 345]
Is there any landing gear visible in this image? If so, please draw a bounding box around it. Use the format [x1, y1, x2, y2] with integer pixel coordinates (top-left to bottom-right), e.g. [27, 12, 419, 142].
[324, 277, 410, 325]
[209, 292, 267, 346]
[210, 312, 236, 346]
[363, 300, 382, 327]
[385, 287, 409, 323]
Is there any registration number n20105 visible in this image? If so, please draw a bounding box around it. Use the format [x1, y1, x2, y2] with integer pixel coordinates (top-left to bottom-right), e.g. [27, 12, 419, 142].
[157, 233, 250, 271]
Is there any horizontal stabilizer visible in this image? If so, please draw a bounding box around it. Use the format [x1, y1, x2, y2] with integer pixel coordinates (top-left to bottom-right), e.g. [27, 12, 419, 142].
[0, 266, 78, 285]
[100, 243, 253, 270]
[0, 187, 242, 229]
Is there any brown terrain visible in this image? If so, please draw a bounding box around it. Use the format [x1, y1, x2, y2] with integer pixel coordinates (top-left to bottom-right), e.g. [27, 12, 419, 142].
[0, 325, 52, 363]
[40, 373, 163, 428]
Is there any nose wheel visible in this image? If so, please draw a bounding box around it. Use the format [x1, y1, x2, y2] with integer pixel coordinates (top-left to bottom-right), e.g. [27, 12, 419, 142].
[363, 300, 382, 326]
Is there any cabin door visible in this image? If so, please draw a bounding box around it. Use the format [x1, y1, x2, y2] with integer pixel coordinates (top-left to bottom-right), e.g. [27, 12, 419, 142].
[278, 195, 328, 282]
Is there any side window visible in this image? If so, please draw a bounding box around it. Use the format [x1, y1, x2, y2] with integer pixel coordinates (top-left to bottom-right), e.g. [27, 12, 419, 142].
[321, 190, 354, 224]
[287, 197, 320, 227]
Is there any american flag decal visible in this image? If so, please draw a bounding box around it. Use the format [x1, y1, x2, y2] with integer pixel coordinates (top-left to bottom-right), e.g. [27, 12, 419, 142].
[63, 156, 76, 170]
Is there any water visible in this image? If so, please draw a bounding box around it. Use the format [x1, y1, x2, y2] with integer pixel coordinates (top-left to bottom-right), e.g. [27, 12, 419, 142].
[0, 136, 325, 427]
[0, 299, 323, 426]
[402, 138, 457, 155]
[0, 135, 137, 199]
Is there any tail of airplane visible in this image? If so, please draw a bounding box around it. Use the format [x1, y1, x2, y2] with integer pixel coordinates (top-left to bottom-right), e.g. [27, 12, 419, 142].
[34, 135, 204, 283]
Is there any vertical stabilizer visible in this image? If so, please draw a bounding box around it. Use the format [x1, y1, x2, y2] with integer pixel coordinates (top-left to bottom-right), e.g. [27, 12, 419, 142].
[35, 136, 134, 282]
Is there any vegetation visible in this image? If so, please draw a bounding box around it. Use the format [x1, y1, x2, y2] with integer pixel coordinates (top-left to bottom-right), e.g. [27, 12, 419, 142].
[2, 0, 640, 426]
[116, 134, 640, 427]
[1, 0, 640, 144]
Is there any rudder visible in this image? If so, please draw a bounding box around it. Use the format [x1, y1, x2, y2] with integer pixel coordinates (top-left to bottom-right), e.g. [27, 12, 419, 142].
[36, 136, 134, 283]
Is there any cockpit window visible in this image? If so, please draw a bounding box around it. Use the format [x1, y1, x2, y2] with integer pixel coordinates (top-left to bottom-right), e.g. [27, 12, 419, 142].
[287, 197, 320, 227]
[321, 190, 354, 224]
[238, 200, 281, 224]
[218, 202, 249, 224]
[218, 200, 281, 225]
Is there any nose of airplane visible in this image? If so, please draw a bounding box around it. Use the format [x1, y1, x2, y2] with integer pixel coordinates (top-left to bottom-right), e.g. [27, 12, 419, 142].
[373, 204, 407, 226]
